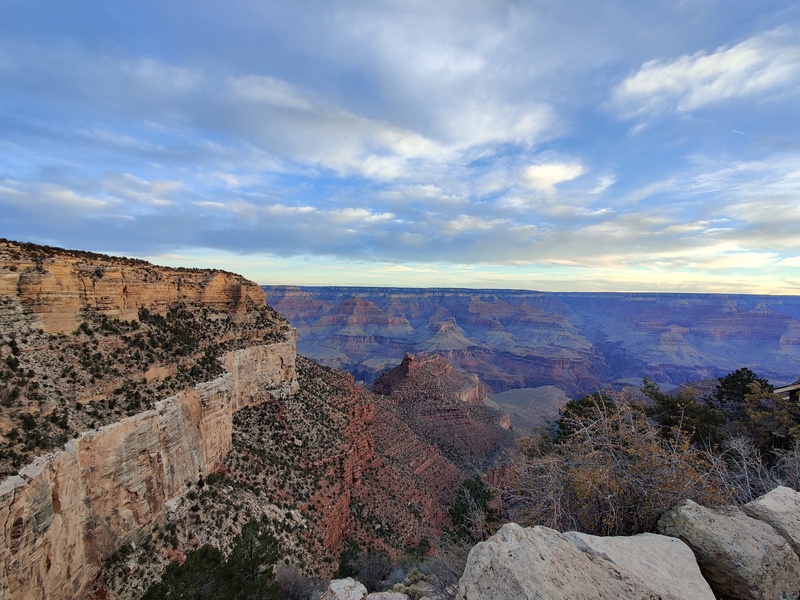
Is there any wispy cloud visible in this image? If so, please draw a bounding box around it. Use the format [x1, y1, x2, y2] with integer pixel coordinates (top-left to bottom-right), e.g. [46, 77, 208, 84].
[1, 1, 799, 293]
[611, 27, 800, 119]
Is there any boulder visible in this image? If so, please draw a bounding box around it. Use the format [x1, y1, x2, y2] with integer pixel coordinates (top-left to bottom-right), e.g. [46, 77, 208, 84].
[564, 531, 715, 600]
[456, 522, 661, 599]
[322, 578, 368, 600]
[367, 593, 409, 600]
[658, 498, 800, 600]
[743, 486, 800, 557]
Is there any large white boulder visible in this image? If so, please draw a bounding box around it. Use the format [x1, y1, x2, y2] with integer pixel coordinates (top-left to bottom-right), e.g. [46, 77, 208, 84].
[456, 522, 661, 599]
[321, 577, 368, 600]
[658, 498, 800, 600]
[564, 531, 715, 600]
[743, 485, 800, 557]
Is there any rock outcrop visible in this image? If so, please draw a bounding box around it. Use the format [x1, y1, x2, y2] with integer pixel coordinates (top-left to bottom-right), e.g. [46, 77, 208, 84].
[657, 498, 800, 600]
[563, 531, 715, 600]
[743, 485, 800, 556]
[458, 487, 800, 600]
[456, 523, 663, 599]
[373, 353, 515, 470]
[320, 579, 410, 600]
[0, 240, 298, 600]
[0, 342, 297, 600]
[321, 577, 368, 600]
[1, 240, 265, 334]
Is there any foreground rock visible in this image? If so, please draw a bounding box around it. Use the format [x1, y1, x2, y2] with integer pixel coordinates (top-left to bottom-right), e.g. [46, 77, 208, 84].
[321, 578, 368, 600]
[456, 523, 662, 599]
[563, 531, 715, 600]
[658, 498, 800, 600]
[743, 485, 800, 556]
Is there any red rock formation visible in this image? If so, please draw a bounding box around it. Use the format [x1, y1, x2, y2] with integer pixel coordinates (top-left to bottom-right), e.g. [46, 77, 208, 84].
[373, 353, 515, 471]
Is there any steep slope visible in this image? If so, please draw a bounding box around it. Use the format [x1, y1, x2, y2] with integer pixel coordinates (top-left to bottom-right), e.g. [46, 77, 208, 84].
[373, 353, 515, 470]
[0, 241, 467, 600]
[96, 356, 466, 598]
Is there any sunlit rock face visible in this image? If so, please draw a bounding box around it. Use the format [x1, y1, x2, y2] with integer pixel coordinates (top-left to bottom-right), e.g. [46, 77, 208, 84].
[1, 241, 266, 335]
[0, 240, 297, 600]
[0, 241, 467, 600]
[265, 286, 800, 395]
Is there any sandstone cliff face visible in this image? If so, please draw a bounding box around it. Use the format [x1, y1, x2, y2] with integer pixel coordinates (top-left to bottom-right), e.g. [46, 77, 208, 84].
[1, 240, 264, 334]
[0, 240, 298, 600]
[1, 240, 292, 476]
[0, 342, 298, 600]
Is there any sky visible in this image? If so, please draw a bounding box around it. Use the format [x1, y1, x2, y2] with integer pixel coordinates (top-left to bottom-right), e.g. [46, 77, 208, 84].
[1, 1, 799, 294]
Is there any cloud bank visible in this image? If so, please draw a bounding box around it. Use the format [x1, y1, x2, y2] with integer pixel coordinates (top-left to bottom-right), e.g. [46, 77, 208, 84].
[1, 0, 799, 293]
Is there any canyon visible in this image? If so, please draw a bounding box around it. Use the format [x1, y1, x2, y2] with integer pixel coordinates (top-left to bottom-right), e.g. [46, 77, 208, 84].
[0, 241, 473, 599]
[264, 285, 800, 396]
[4, 240, 799, 599]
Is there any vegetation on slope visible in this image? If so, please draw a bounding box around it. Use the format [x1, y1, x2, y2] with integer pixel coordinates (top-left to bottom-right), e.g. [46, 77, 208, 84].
[97, 356, 459, 599]
[0, 304, 289, 476]
[504, 368, 800, 536]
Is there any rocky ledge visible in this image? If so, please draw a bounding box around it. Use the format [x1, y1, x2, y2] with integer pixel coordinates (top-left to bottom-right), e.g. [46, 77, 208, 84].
[456, 486, 800, 600]
[0, 240, 298, 600]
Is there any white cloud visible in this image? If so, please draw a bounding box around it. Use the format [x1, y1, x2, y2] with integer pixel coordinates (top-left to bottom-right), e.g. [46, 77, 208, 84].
[591, 175, 616, 194]
[438, 101, 556, 148]
[778, 256, 800, 267]
[612, 28, 800, 118]
[40, 184, 108, 210]
[521, 162, 584, 193]
[226, 75, 312, 110]
[443, 215, 505, 235]
[329, 207, 394, 223]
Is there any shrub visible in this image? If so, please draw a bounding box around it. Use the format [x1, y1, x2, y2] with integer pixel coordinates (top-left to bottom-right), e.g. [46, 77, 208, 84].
[507, 394, 729, 535]
[448, 476, 495, 542]
[353, 550, 393, 593]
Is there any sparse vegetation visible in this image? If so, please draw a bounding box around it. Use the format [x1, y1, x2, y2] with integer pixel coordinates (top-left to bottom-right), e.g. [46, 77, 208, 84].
[505, 369, 800, 536]
[0, 290, 288, 476]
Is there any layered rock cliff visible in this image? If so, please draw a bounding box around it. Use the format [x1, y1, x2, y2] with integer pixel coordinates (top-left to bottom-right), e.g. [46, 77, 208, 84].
[264, 285, 800, 395]
[373, 353, 515, 470]
[1, 241, 469, 600]
[1, 240, 265, 335]
[0, 240, 298, 599]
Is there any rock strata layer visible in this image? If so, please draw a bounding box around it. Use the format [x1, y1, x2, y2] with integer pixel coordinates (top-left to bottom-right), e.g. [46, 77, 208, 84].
[1, 240, 265, 334]
[0, 343, 297, 600]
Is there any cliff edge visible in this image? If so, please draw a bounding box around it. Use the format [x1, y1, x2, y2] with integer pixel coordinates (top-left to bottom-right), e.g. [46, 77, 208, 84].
[0, 240, 298, 600]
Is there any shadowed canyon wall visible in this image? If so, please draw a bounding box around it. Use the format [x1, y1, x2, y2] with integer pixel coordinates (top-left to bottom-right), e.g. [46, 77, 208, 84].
[264, 285, 800, 395]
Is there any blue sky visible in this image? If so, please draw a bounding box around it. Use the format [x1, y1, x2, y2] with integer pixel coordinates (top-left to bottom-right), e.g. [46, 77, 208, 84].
[1, 1, 799, 293]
